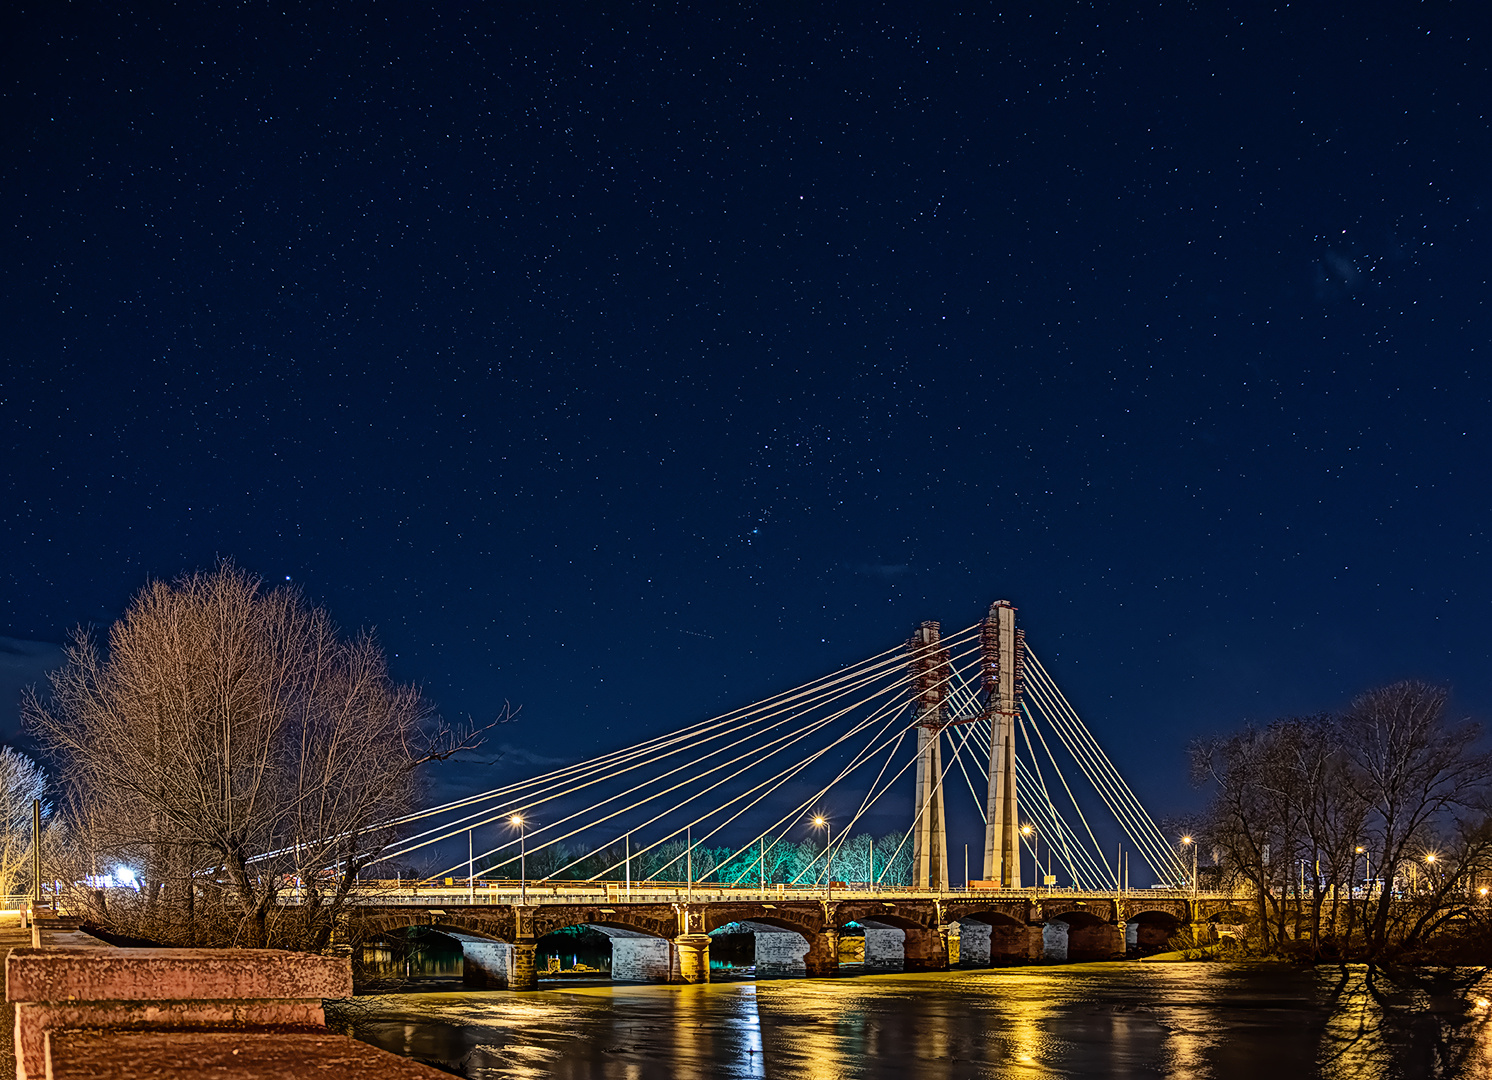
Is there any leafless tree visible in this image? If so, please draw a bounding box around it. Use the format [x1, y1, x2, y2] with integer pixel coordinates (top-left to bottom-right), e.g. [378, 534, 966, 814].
[1193, 682, 1492, 961]
[0, 747, 48, 899]
[1340, 682, 1492, 956]
[24, 562, 505, 950]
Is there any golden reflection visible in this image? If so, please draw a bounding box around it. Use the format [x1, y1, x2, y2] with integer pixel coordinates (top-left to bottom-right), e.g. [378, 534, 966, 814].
[338, 959, 1492, 1078]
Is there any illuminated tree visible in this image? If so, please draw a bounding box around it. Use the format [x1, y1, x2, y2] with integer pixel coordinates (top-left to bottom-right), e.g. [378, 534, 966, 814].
[0, 747, 47, 899]
[25, 563, 494, 949]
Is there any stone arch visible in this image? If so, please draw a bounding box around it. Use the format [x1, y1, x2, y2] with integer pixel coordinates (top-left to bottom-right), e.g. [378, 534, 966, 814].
[1200, 905, 1250, 925]
[1125, 909, 1182, 955]
[700, 906, 821, 938]
[1043, 908, 1123, 962]
[1121, 897, 1186, 923]
[530, 905, 675, 941]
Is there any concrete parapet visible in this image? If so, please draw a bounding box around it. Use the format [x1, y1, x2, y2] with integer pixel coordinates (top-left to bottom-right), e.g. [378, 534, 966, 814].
[7, 946, 351, 1004]
[44, 1029, 447, 1079]
[5, 945, 368, 1080]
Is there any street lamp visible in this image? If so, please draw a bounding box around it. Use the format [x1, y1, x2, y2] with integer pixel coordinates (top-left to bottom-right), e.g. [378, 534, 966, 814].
[1181, 836, 1197, 898]
[813, 815, 832, 899]
[510, 813, 527, 904]
[1355, 846, 1370, 899]
[1021, 824, 1036, 891]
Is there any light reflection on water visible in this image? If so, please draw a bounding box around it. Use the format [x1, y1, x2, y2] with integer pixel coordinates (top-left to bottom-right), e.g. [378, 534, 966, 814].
[336, 963, 1492, 1079]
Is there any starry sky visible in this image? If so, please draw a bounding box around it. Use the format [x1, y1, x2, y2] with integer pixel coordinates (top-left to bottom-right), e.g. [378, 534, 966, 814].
[3, 2, 1489, 839]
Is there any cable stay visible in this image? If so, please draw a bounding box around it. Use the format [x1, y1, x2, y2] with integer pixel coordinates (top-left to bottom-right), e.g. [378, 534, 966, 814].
[300, 611, 1181, 898]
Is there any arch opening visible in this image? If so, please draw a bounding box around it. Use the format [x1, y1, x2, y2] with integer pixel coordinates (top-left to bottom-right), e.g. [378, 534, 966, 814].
[355, 926, 465, 990]
[957, 912, 1036, 966]
[709, 919, 817, 978]
[1125, 910, 1181, 956]
[1043, 910, 1123, 962]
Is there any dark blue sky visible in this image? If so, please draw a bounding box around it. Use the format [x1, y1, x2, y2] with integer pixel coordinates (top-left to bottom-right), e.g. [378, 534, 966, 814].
[3, 2, 1489, 833]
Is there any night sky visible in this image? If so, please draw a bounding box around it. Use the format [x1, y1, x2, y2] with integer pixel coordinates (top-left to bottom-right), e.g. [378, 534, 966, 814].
[3, 3, 1489, 837]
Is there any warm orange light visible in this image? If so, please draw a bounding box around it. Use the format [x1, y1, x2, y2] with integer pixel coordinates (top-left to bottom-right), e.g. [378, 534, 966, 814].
[1180, 835, 1193, 845]
[1425, 853, 1437, 864]
[813, 816, 826, 827]
[510, 814, 524, 827]
[1021, 824, 1033, 836]
[1355, 846, 1365, 854]
[1480, 886, 1488, 897]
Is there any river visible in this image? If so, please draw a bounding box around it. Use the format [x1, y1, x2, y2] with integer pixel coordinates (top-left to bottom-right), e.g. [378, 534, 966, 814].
[332, 962, 1492, 1079]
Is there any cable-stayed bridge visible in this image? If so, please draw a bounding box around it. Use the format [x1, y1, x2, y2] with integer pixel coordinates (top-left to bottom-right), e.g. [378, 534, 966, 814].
[339, 601, 1243, 988]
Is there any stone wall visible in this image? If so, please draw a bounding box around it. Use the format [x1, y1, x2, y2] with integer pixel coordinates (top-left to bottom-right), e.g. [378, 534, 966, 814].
[863, 927, 904, 970]
[754, 931, 810, 975]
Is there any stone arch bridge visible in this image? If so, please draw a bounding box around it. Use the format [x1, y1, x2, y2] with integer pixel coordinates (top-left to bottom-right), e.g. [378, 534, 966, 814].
[344, 889, 1245, 990]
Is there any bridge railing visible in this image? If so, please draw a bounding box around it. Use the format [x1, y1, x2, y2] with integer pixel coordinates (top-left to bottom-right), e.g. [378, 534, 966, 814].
[315, 882, 1238, 907]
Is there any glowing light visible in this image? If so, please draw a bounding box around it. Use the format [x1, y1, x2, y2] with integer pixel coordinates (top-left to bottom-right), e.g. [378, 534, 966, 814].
[1181, 835, 1193, 845]
[1425, 853, 1437, 864]
[813, 816, 826, 827]
[1021, 824, 1033, 836]
[509, 814, 524, 827]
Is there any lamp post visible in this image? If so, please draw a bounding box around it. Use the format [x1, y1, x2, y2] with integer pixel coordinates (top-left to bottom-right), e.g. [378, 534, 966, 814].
[1021, 824, 1035, 892]
[1181, 835, 1197, 899]
[813, 816, 832, 900]
[510, 813, 526, 904]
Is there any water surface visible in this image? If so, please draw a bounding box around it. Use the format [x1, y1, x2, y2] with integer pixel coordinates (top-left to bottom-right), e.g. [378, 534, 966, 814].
[337, 963, 1492, 1079]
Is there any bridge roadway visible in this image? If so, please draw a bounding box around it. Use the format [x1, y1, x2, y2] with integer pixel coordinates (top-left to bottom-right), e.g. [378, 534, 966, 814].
[336, 883, 1247, 990]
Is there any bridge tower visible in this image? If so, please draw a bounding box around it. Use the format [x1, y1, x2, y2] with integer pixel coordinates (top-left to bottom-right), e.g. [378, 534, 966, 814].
[981, 600, 1024, 887]
[907, 621, 951, 890]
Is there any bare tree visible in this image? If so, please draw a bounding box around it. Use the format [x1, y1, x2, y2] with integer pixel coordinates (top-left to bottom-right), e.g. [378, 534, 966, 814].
[0, 747, 48, 899]
[24, 563, 500, 950]
[1340, 682, 1492, 957]
[1193, 683, 1492, 961]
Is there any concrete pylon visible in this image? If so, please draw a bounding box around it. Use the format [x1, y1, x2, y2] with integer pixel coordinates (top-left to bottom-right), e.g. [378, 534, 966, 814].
[908, 621, 950, 890]
[981, 601, 1023, 887]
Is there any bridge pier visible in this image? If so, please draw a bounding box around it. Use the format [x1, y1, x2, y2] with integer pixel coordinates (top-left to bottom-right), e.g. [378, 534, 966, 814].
[508, 940, 538, 991]
[804, 929, 840, 976]
[672, 934, 712, 983]
[902, 926, 949, 971]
